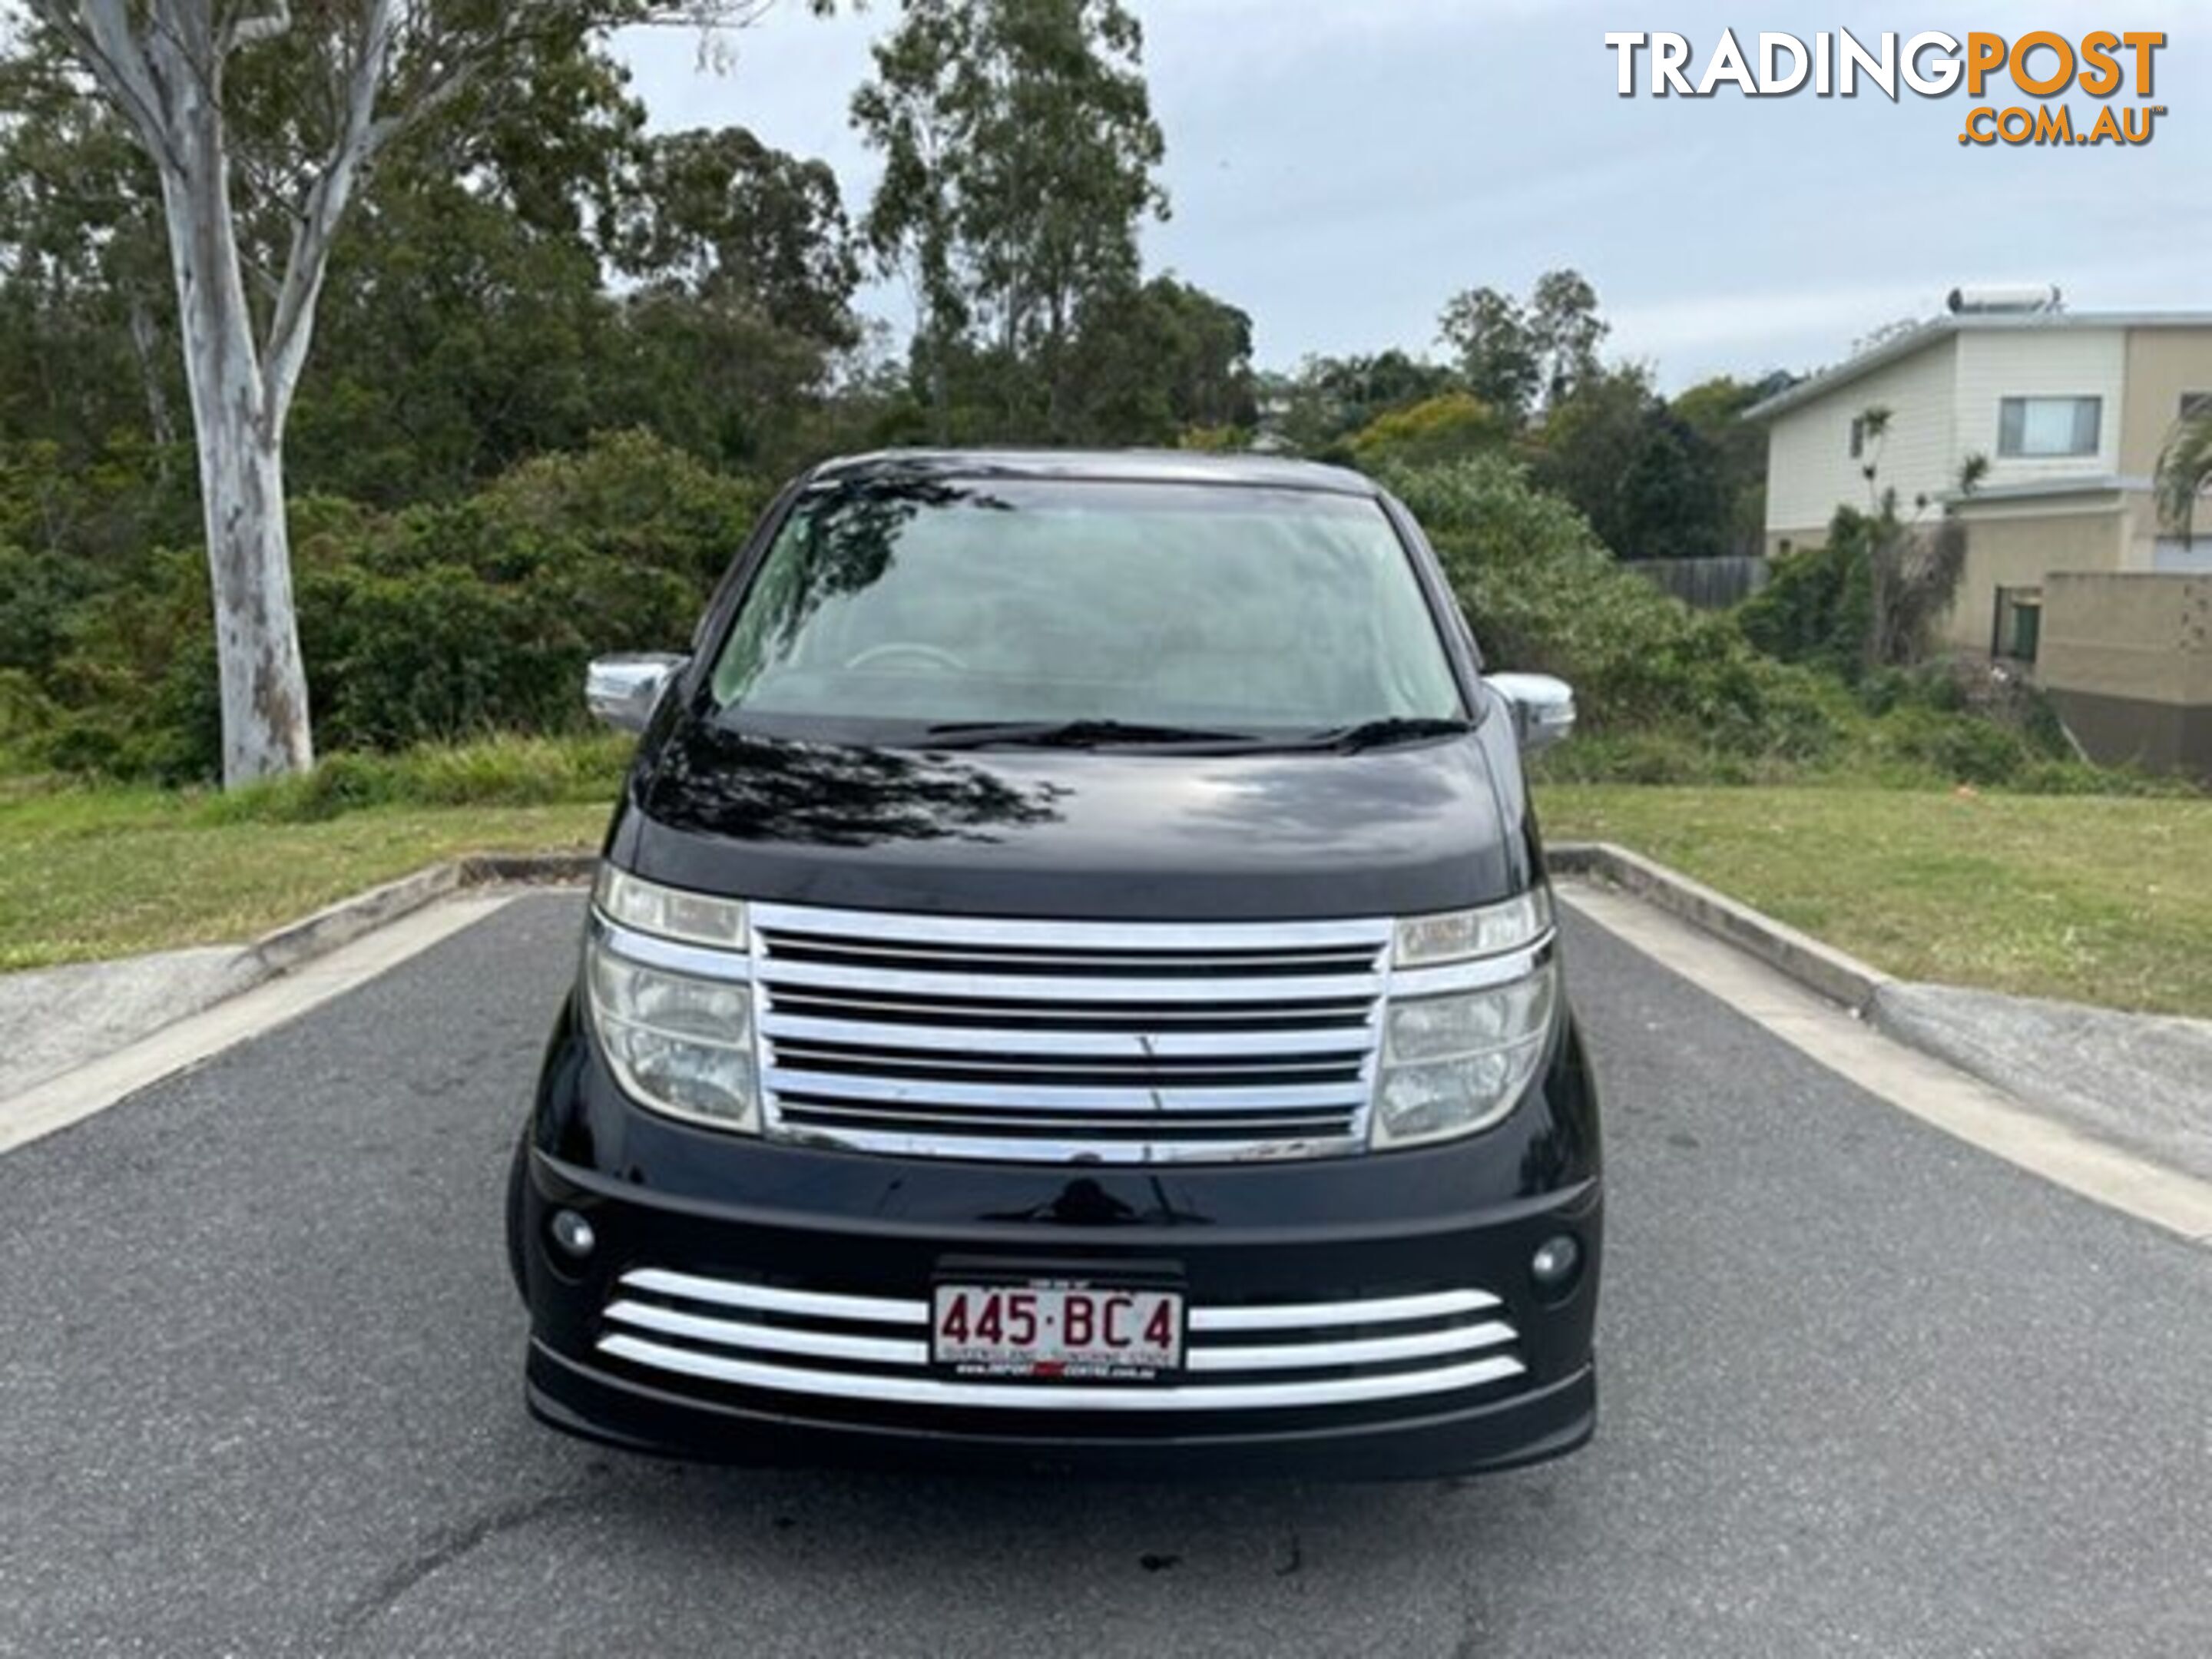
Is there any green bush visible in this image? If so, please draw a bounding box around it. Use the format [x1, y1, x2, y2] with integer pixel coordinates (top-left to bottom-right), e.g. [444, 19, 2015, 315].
[1382, 454, 1844, 763]
[1349, 394, 1510, 471]
[1872, 706, 2037, 786]
[1738, 537, 1869, 679]
[12, 431, 765, 781]
[204, 733, 631, 823]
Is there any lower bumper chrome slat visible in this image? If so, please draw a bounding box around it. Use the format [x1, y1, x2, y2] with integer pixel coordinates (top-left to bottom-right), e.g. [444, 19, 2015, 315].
[599, 1333, 1527, 1412]
[598, 1268, 1527, 1414]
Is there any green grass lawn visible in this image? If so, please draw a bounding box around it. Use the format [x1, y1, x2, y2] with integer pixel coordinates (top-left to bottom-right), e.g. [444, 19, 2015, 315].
[4, 767, 2207, 1021]
[0, 786, 608, 972]
[1538, 784, 2212, 1019]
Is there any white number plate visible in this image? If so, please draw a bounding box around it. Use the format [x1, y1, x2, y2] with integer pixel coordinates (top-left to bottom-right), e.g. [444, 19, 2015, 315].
[932, 1283, 1184, 1380]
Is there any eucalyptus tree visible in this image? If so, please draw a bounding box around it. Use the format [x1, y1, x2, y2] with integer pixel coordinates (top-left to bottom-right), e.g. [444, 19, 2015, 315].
[853, 0, 1166, 441]
[2, 0, 819, 784]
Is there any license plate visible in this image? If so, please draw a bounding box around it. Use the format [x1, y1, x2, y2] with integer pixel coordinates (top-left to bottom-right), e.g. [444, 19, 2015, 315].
[932, 1283, 1184, 1380]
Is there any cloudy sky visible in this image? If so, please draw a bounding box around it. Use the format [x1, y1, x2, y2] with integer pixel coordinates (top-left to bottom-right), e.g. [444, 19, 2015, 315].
[621, 2, 2205, 389]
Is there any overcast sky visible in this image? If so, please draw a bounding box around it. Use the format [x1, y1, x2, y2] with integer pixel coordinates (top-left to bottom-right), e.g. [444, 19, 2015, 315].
[620, 1, 2206, 389]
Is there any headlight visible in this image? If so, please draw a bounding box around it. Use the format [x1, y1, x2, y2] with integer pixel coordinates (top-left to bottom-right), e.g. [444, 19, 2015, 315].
[1373, 964, 1558, 1151]
[584, 919, 757, 1133]
[1394, 888, 1552, 969]
[594, 865, 747, 951]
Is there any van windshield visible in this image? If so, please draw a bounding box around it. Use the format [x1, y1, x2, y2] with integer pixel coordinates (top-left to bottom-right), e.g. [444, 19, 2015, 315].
[710, 476, 1466, 743]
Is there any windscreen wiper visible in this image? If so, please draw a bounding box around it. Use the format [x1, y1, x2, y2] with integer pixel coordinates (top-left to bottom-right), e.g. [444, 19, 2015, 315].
[1277, 716, 1476, 753]
[919, 718, 1264, 751]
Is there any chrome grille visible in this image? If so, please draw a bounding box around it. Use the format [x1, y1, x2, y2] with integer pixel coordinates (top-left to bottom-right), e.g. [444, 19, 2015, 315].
[749, 903, 1391, 1163]
[598, 1268, 1526, 1412]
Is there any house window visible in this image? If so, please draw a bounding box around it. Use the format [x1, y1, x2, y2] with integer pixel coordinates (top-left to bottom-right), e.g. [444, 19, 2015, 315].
[1848, 416, 1866, 459]
[1998, 396, 2101, 458]
[1992, 586, 2042, 663]
[2181, 392, 2212, 422]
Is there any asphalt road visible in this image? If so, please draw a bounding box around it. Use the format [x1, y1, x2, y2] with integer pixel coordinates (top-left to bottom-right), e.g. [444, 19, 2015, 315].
[5, 893, 2210, 1659]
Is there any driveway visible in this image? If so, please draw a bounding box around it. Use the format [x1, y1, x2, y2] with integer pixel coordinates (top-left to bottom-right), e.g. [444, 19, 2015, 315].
[3, 894, 2207, 1657]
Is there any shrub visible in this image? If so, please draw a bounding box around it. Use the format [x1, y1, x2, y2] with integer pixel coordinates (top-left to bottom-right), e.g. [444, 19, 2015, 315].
[1873, 706, 2037, 786]
[15, 431, 767, 780]
[205, 733, 631, 823]
[1738, 538, 1869, 679]
[1349, 395, 1510, 471]
[1381, 454, 1843, 763]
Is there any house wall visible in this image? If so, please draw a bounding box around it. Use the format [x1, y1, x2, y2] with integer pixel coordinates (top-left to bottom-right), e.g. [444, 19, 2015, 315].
[1940, 500, 2129, 652]
[2038, 572, 2212, 780]
[1763, 337, 1958, 541]
[2118, 325, 2212, 476]
[1953, 327, 2126, 490]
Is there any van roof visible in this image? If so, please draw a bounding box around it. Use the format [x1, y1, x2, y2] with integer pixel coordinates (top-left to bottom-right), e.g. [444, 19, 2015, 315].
[807, 447, 1381, 497]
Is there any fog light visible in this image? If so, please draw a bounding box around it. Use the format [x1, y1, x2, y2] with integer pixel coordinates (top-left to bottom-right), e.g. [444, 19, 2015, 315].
[1531, 1233, 1581, 1293]
[549, 1210, 597, 1260]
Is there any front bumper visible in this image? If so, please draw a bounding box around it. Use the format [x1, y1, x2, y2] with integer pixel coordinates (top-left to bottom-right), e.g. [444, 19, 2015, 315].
[518, 1002, 1602, 1480]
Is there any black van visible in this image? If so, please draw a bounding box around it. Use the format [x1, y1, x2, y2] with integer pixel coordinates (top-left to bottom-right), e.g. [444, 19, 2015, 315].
[511, 449, 1601, 1479]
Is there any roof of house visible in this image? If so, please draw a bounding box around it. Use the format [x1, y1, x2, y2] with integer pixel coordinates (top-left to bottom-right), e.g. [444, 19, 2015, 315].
[1743, 310, 2212, 424]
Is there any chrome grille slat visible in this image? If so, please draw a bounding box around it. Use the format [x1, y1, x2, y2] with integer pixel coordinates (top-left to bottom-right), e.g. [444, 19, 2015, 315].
[748, 901, 1391, 1163]
[766, 990, 1371, 1030]
[600, 1269, 1528, 1412]
[603, 1300, 930, 1366]
[759, 1013, 1376, 1058]
[777, 1108, 1357, 1141]
[766, 941, 1379, 976]
[1184, 1321, 1518, 1373]
[763, 1068, 1369, 1114]
[601, 1336, 1527, 1412]
[756, 959, 1384, 1006]
[769, 1045, 1364, 1082]
[751, 906, 1390, 952]
[1188, 1289, 1500, 1330]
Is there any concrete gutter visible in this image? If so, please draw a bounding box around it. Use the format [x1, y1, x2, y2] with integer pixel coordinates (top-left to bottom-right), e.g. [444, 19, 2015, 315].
[243, 853, 594, 979]
[1548, 841, 1892, 1015]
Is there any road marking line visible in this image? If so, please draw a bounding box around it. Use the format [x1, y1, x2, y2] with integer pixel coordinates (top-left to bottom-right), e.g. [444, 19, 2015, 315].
[1559, 879, 2212, 1246]
[0, 896, 516, 1158]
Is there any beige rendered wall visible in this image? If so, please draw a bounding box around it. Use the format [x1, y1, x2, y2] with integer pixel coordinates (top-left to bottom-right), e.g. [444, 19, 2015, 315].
[2041, 574, 2212, 704]
[1938, 505, 2128, 652]
[2038, 573, 2212, 778]
[2118, 326, 2212, 476]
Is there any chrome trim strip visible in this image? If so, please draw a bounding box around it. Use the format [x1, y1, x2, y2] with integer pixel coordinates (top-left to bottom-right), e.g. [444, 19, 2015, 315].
[619, 1268, 926, 1326]
[763, 1068, 1370, 1114]
[766, 1124, 1365, 1164]
[594, 918, 752, 983]
[750, 902, 1392, 953]
[778, 1104, 1353, 1134]
[1187, 1289, 1501, 1331]
[1382, 939, 1551, 1000]
[756, 959, 1383, 1005]
[599, 1334, 1528, 1411]
[1185, 1321, 1518, 1373]
[604, 1300, 931, 1366]
[758, 1014, 1377, 1059]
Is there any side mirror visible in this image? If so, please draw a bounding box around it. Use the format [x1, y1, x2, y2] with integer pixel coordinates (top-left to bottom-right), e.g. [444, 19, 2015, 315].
[1485, 673, 1576, 753]
[585, 653, 688, 733]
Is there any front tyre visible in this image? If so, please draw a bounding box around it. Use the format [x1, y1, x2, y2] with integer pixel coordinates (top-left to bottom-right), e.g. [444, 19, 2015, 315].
[505, 1131, 530, 1303]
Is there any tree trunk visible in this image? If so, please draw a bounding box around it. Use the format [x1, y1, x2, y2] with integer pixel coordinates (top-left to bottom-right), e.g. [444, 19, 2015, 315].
[125, 292, 178, 452]
[157, 98, 315, 786]
[197, 400, 314, 784]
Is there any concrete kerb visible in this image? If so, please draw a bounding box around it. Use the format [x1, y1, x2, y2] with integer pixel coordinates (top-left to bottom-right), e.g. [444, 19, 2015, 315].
[1548, 841, 1892, 1016]
[238, 852, 595, 991]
